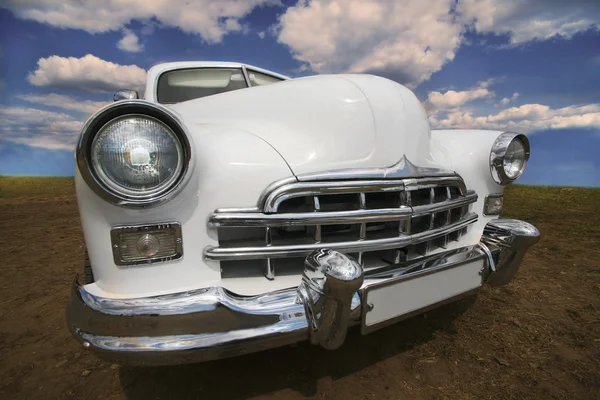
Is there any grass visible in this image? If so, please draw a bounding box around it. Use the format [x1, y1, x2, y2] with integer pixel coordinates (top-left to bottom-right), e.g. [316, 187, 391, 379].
[504, 184, 600, 242]
[0, 176, 75, 199]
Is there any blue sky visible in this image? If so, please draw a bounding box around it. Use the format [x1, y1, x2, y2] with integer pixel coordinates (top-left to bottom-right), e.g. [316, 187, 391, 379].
[0, 0, 599, 186]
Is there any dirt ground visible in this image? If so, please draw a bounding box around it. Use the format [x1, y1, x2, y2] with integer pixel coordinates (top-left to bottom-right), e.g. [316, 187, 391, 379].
[0, 177, 599, 400]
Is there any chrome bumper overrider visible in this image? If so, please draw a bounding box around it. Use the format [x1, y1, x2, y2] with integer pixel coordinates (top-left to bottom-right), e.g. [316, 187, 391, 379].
[66, 219, 539, 366]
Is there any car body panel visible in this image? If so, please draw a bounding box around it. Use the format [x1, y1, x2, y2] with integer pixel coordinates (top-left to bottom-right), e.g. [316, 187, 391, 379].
[170, 74, 447, 177]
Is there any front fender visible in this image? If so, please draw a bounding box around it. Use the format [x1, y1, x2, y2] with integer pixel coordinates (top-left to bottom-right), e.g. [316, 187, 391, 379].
[77, 124, 294, 298]
[431, 129, 512, 242]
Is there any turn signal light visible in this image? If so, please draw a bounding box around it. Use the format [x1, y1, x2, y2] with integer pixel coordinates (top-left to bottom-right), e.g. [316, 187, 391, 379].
[484, 194, 503, 216]
[110, 223, 183, 266]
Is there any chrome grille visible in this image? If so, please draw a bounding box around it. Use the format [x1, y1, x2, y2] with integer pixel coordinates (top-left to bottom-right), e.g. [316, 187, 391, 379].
[205, 176, 478, 280]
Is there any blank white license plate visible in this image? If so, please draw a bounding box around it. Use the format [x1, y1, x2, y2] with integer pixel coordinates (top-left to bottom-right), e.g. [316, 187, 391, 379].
[362, 260, 484, 333]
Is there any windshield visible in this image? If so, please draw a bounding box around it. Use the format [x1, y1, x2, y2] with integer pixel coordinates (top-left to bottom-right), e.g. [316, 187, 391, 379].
[157, 68, 249, 103]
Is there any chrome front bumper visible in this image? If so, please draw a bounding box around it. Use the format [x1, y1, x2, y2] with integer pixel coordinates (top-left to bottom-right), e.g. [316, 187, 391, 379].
[66, 219, 539, 366]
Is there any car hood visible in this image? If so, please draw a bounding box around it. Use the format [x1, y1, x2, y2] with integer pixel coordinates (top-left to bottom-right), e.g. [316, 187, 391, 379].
[170, 74, 448, 177]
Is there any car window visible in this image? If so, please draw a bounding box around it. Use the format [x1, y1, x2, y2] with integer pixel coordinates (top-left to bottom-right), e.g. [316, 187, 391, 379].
[157, 68, 248, 103]
[248, 70, 283, 86]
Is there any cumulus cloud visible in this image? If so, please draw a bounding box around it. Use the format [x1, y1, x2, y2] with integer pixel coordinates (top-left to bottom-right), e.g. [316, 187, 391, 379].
[2, 0, 279, 44]
[6, 1, 597, 88]
[426, 80, 495, 113]
[499, 92, 519, 106]
[18, 93, 109, 115]
[117, 29, 143, 52]
[275, 0, 599, 87]
[27, 54, 147, 93]
[431, 103, 600, 133]
[457, 0, 600, 45]
[0, 107, 83, 150]
[276, 0, 462, 88]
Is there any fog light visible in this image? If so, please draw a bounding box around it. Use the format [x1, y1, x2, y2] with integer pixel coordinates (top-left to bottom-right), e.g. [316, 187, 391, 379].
[110, 222, 183, 266]
[484, 194, 503, 216]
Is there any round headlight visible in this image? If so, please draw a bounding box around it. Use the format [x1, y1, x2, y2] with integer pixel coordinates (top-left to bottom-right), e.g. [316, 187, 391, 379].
[91, 115, 184, 199]
[490, 132, 530, 185]
[503, 139, 527, 179]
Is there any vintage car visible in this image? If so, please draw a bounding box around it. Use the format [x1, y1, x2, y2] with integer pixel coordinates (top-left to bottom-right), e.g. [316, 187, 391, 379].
[67, 61, 539, 365]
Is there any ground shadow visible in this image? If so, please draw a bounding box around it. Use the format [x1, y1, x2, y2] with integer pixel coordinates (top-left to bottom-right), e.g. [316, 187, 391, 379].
[119, 295, 477, 399]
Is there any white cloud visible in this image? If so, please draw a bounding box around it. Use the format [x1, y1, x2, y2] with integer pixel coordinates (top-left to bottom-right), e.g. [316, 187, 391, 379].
[276, 0, 462, 88]
[6, 1, 596, 90]
[499, 92, 519, 106]
[426, 80, 494, 113]
[3, 0, 279, 44]
[432, 103, 600, 133]
[275, 0, 599, 88]
[18, 93, 109, 115]
[257, 31, 266, 39]
[117, 29, 143, 52]
[0, 107, 83, 150]
[27, 54, 147, 93]
[457, 0, 600, 45]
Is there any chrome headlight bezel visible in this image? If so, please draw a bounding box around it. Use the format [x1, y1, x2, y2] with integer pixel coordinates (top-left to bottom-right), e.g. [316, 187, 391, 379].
[76, 100, 193, 207]
[489, 132, 530, 185]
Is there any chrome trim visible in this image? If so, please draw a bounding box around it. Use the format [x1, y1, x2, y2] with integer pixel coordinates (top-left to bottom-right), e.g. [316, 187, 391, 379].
[265, 227, 275, 280]
[208, 191, 477, 227]
[296, 155, 454, 182]
[262, 176, 467, 213]
[68, 244, 482, 365]
[265, 180, 404, 213]
[480, 219, 540, 286]
[204, 212, 478, 261]
[113, 89, 139, 101]
[67, 219, 538, 365]
[489, 132, 530, 185]
[76, 100, 194, 207]
[298, 249, 364, 349]
[110, 222, 183, 266]
[241, 65, 252, 87]
[209, 207, 412, 227]
[411, 191, 477, 216]
[477, 242, 496, 276]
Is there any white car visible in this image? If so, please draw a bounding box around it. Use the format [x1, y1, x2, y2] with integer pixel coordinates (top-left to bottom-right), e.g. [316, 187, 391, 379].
[67, 62, 539, 365]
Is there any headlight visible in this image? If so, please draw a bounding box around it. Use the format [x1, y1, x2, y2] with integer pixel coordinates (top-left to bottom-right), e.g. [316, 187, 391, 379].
[490, 132, 530, 185]
[91, 115, 183, 198]
[77, 101, 192, 206]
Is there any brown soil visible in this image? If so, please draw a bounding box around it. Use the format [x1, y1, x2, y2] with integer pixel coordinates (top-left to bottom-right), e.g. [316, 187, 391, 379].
[1, 177, 599, 400]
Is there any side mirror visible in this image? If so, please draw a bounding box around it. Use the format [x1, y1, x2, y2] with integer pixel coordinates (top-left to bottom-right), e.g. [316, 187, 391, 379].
[113, 89, 139, 102]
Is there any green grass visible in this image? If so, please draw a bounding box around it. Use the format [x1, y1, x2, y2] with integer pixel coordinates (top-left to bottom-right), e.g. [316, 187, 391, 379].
[0, 176, 75, 199]
[503, 184, 600, 246]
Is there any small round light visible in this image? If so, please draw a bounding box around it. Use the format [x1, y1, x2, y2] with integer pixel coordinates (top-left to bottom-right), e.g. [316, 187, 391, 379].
[137, 234, 160, 257]
[91, 115, 183, 199]
[490, 133, 530, 185]
[503, 139, 527, 180]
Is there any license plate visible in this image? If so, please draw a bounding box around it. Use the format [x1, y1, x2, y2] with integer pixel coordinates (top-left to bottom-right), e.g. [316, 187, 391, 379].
[362, 259, 484, 334]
